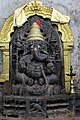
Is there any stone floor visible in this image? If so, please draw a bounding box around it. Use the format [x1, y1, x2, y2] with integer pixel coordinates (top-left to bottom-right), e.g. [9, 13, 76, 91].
[0, 114, 80, 120]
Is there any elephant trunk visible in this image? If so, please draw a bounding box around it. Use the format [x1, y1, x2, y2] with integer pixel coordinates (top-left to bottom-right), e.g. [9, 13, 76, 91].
[33, 46, 48, 61]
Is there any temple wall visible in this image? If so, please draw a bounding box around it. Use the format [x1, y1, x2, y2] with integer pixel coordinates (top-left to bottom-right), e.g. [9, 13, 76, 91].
[0, 0, 80, 83]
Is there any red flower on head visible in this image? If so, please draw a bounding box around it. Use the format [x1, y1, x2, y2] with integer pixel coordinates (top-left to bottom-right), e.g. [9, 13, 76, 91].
[36, 19, 41, 26]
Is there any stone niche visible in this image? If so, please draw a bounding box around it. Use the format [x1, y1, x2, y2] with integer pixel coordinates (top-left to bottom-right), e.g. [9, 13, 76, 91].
[0, 0, 74, 118]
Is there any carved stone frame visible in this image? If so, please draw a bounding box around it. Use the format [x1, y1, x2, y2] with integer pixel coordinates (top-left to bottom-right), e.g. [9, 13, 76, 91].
[0, 0, 74, 93]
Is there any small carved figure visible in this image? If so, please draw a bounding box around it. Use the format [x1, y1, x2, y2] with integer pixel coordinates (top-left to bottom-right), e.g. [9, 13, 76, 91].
[30, 102, 48, 118]
[46, 62, 59, 84]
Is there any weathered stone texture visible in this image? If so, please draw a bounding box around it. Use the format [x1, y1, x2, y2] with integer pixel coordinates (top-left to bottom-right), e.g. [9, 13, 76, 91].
[0, 0, 80, 81]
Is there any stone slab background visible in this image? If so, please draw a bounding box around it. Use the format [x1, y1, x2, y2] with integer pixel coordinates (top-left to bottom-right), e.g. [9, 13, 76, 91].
[0, 0, 80, 83]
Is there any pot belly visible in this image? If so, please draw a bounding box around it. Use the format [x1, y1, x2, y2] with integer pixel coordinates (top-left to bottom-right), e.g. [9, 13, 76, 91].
[26, 65, 42, 78]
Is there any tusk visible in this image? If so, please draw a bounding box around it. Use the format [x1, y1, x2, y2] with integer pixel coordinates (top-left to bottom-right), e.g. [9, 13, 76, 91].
[42, 51, 48, 54]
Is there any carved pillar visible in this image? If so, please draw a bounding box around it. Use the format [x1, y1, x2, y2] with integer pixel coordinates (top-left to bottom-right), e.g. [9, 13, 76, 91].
[0, 43, 9, 82]
[58, 24, 73, 93]
[63, 43, 73, 93]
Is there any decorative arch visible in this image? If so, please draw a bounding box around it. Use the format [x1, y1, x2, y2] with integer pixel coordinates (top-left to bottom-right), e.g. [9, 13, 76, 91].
[0, 0, 74, 93]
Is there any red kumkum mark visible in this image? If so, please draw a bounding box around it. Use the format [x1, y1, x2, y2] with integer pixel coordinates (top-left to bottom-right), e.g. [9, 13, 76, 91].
[36, 19, 41, 26]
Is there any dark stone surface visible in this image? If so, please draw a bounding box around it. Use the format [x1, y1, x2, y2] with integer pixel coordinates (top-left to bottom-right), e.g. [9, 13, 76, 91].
[3, 15, 65, 117]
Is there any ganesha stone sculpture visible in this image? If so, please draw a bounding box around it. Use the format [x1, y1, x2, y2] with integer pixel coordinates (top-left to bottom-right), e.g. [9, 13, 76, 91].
[15, 22, 60, 96]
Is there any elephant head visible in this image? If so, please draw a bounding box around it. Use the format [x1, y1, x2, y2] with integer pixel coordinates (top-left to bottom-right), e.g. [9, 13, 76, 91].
[31, 43, 48, 61]
[26, 22, 48, 61]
